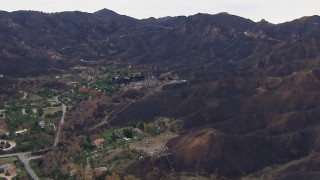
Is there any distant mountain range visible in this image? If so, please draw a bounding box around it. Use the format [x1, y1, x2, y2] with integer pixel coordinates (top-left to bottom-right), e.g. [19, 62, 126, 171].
[0, 9, 319, 76]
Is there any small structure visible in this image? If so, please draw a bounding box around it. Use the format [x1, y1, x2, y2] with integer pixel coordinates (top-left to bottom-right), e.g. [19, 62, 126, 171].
[0, 164, 10, 169]
[39, 120, 45, 128]
[93, 138, 105, 147]
[31, 108, 38, 115]
[21, 108, 27, 115]
[14, 129, 27, 136]
[131, 72, 142, 77]
[130, 72, 145, 82]
[160, 73, 179, 81]
[133, 128, 143, 134]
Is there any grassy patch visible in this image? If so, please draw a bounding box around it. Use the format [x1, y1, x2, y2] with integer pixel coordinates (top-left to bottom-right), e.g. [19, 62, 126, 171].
[43, 107, 61, 116]
[0, 157, 18, 164]
[28, 94, 42, 101]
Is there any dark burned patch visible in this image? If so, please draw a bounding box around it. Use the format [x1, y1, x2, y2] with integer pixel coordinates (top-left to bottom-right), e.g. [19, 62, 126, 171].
[120, 89, 145, 100]
[41, 81, 68, 90]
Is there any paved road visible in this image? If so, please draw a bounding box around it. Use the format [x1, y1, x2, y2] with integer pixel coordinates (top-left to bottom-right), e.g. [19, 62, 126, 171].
[0, 152, 40, 180]
[54, 96, 66, 147]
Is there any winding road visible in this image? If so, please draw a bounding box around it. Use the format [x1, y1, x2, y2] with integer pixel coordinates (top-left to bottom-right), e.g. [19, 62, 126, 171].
[53, 96, 66, 147]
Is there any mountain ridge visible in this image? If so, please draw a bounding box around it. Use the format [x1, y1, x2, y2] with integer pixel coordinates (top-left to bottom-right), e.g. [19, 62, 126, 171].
[0, 9, 319, 76]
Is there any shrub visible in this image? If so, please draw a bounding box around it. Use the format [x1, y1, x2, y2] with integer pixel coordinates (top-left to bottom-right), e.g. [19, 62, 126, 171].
[169, 124, 176, 133]
[123, 128, 133, 138]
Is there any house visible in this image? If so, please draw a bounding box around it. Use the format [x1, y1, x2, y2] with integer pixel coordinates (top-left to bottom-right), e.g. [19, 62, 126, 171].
[14, 129, 27, 136]
[93, 138, 105, 147]
[130, 72, 145, 82]
[4, 165, 16, 175]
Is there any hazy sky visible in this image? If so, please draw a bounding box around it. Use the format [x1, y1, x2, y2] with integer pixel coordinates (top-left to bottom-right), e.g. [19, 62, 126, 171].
[1, 0, 320, 24]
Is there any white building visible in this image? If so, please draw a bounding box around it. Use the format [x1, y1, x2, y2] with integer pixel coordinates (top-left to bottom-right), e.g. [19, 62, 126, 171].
[14, 129, 27, 136]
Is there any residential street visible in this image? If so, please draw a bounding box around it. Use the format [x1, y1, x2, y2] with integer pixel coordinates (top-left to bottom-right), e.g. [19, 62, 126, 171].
[0, 96, 67, 180]
[0, 152, 40, 180]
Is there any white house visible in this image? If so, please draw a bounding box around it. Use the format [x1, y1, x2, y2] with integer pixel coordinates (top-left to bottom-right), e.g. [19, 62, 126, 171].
[14, 129, 27, 136]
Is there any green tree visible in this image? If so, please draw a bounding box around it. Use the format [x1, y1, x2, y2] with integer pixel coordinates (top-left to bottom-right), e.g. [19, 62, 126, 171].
[79, 136, 94, 150]
[15, 169, 28, 179]
[138, 122, 144, 130]
[30, 119, 39, 131]
[111, 131, 117, 142]
[169, 124, 176, 133]
[25, 101, 32, 114]
[37, 108, 44, 117]
[149, 125, 159, 136]
[123, 128, 133, 138]
[50, 163, 60, 177]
